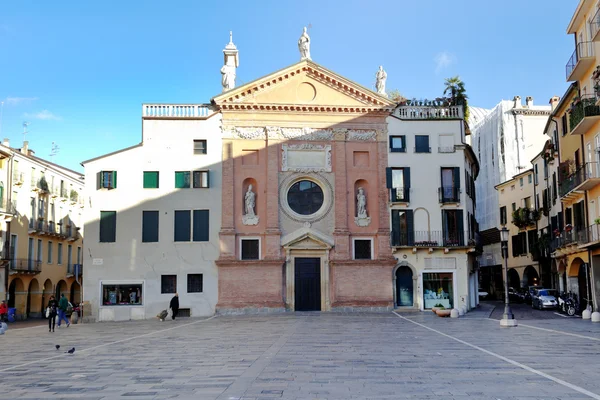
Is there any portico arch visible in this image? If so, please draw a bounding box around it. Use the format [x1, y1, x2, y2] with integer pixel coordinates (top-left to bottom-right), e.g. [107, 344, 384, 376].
[523, 265, 539, 287]
[508, 268, 520, 289]
[27, 278, 42, 318]
[8, 278, 26, 320]
[392, 262, 417, 308]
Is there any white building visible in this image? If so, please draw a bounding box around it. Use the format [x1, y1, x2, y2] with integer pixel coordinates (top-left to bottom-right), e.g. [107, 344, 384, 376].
[82, 107, 222, 321]
[386, 103, 480, 311]
[471, 96, 551, 231]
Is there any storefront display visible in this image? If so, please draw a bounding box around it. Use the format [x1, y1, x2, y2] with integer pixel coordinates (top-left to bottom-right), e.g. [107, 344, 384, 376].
[102, 283, 143, 306]
[423, 272, 453, 309]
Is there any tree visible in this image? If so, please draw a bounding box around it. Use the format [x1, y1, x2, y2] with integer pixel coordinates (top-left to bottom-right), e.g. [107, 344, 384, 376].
[387, 89, 406, 104]
[443, 76, 469, 121]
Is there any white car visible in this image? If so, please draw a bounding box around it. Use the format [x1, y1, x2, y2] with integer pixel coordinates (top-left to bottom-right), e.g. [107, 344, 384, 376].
[478, 290, 489, 300]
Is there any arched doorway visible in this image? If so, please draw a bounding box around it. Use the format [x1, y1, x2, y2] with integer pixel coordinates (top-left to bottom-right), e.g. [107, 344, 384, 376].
[523, 266, 539, 287]
[55, 280, 68, 299]
[395, 265, 414, 307]
[70, 281, 81, 304]
[8, 278, 25, 320]
[508, 268, 520, 289]
[42, 279, 53, 312]
[27, 279, 41, 318]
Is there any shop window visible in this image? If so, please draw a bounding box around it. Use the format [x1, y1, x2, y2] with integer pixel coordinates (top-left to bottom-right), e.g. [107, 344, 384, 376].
[422, 272, 454, 309]
[102, 283, 143, 306]
[161, 275, 177, 294]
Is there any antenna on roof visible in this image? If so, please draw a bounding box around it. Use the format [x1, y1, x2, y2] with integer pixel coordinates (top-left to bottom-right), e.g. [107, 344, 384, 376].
[22, 121, 29, 140]
[49, 141, 60, 161]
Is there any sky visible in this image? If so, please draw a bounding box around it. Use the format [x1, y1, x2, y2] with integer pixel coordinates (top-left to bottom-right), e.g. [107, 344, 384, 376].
[0, 0, 576, 172]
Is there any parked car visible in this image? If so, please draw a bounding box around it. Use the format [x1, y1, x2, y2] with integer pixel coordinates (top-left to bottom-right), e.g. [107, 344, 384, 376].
[498, 287, 525, 303]
[526, 285, 543, 304]
[532, 288, 558, 310]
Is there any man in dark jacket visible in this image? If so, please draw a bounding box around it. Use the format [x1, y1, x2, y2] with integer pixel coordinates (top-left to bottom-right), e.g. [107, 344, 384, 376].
[169, 293, 179, 320]
[57, 293, 70, 328]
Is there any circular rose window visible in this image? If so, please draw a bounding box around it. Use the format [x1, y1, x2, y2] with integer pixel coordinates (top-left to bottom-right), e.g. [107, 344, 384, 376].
[287, 180, 324, 216]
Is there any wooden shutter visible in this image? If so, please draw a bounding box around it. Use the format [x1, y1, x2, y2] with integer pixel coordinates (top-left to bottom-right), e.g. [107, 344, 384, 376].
[96, 172, 102, 190]
[406, 209, 414, 246]
[175, 172, 188, 189]
[511, 235, 519, 257]
[99, 211, 116, 242]
[142, 211, 159, 243]
[143, 172, 158, 188]
[391, 209, 400, 246]
[112, 171, 117, 189]
[385, 167, 392, 188]
[558, 211, 564, 231]
[193, 210, 209, 242]
[453, 167, 461, 190]
[403, 168, 410, 202]
[174, 210, 191, 241]
[456, 210, 464, 246]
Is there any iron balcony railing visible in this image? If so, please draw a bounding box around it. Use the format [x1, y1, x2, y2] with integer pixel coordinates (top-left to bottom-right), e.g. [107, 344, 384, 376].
[394, 105, 464, 120]
[551, 227, 587, 251]
[578, 224, 600, 246]
[9, 258, 42, 273]
[592, 7, 600, 41]
[60, 188, 68, 198]
[439, 186, 460, 203]
[559, 162, 598, 197]
[390, 187, 410, 203]
[391, 230, 466, 247]
[566, 41, 595, 79]
[569, 94, 600, 131]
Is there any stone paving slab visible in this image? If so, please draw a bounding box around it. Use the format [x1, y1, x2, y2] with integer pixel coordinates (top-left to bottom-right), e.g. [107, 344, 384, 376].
[0, 313, 599, 399]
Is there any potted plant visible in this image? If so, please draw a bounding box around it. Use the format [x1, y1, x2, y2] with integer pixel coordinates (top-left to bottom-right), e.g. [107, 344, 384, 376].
[595, 218, 600, 225]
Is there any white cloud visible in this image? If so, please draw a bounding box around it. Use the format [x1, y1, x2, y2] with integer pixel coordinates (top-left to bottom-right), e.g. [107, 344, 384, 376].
[434, 51, 456, 74]
[24, 110, 61, 121]
[5, 97, 39, 105]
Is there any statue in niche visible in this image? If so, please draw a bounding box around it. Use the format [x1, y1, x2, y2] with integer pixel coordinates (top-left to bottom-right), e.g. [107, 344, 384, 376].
[298, 27, 311, 61]
[375, 66, 387, 96]
[242, 184, 259, 225]
[354, 187, 371, 227]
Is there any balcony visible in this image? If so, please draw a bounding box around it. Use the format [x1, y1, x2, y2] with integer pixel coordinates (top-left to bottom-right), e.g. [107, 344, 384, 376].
[566, 41, 595, 82]
[8, 259, 42, 274]
[142, 104, 212, 118]
[551, 227, 587, 252]
[12, 171, 24, 186]
[390, 187, 410, 203]
[394, 104, 463, 120]
[511, 207, 540, 230]
[569, 95, 600, 135]
[592, 8, 600, 42]
[0, 198, 17, 219]
[391, 230, 466, 248]
[37, 177, 49, 193]
[559, 162, 600, 200]
[60, 188, 68, 200]
[438, 146, 455, 153]
[439, 186, 460, 203]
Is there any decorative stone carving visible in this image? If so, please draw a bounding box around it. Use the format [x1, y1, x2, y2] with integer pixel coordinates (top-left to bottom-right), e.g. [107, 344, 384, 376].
[280, 127, 304, 139]
[354, 187, 371, 227]
[235, 127, 266, 140]
[298, 27, 311, 61]
[221, 32, 239, 92]
[305, 128, 333, 141]
[242, 184, 259, 225]
[375, 66, 387, 96]
[266, 126, 282, 139]
[281, 144, 332, 173]
[347, 130, 377, 141]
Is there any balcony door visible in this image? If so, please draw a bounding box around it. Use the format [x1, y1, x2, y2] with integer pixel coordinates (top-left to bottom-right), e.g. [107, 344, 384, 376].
[587, 141, 593, 178]
[28, 238, 34, 270]
[595, 134, 600, 177]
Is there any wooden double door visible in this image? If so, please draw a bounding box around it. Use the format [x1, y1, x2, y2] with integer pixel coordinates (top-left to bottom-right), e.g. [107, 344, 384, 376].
[294, 257, 321, 311]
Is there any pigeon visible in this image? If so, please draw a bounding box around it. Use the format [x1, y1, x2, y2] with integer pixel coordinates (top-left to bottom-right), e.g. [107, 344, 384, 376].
[66, 348, 75, 354]
[55, 345, 60, 350]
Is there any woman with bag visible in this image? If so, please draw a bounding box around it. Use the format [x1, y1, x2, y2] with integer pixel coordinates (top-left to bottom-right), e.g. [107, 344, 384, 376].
[47, 295, 58, 333]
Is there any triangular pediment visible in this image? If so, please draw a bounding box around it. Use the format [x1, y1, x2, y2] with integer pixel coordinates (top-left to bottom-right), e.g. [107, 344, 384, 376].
[212, 60, 395, 112]
[281, 226, 334, 250]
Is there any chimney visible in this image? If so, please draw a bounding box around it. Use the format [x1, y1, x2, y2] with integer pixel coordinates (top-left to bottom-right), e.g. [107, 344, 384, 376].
[2, 138, 9, 147]
[513, 96, 522, 108]
[526, 96, 533, 107]
[549, 96, 560, 111]
[21, 141, 28, 155]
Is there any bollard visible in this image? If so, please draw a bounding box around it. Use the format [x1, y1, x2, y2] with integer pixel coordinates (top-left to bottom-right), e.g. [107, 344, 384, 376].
[451, 309, 459, 318]
[591, 312, 600, 323]
[582, 309, 592, 320]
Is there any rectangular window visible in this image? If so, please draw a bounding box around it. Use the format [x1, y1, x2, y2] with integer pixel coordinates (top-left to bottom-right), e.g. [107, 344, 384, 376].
[524, 197, 532, 209]
[174, 210, 191, 242]
[520, 177, 524, 187]
[440, 167, 460, 202]
[500, 206, 507, 225]
[353, 239, 372, 260]
[175, 171, 191, 189]
[67, 244, 72, 268]
[388, 168, 410, 202]
[28, 238, 34, 269]
[415, 135, 430, 153]
[77, 247, 81, 265]
[193, 139, 207, 155]
[423, 272, 454, 309]
[391, 209, 414, 246]
[389, 135, 406, 152]
[161, 275, 177, 294]
[192, 171, 210, 188]
[97, 171, 117, 190]
[442, 210, 464, 246]
[512, 202, 516, 212]
[511, 235, 520, 257]
[99, 211, 117, 243]
[241, 239, 260, 260]
[101, 283, 143, 306]
[187, 274, 203, 293]
[37, 239, 42, 262]
[143, 171, 159, 189]
[528, 174, 532, 184]
[518, 232, 527, 256]
[561, 114, 568, 136]
[142, 211, 159, 243]
[193, 210, 209, 242]
[534, 164, 539, 184]
[57, 243, 63, 264]
[48, 241, 53, 264]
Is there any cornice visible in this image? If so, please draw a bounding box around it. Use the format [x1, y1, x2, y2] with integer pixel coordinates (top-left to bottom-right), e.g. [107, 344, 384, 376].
[511, 109, 551, 116]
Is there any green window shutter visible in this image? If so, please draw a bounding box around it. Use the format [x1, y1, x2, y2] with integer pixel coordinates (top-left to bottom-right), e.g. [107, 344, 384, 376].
[174, 210, 191, 241]
[456, 210, 464, 246]
[193, 210, 209, 242]
[143, 172, 159, 188]
[97, 171, 103, 190]
[142, 211, 159, 242]
[111, 171, 117, 189]
[385, 167, 392, 188]
[453, 167, 460, 190]
[403, 168, 410, 202]
[406, 210, 414, 246]
[175, 172, 190, 189]
[99, 211, 116, 242]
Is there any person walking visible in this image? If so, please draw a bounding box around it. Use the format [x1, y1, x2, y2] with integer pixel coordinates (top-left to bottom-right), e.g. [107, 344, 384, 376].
[57, 293, 70, 328]
[0, 300, 8, 322]
[169, 293, 179, 320]
[47, 295, 58, 332]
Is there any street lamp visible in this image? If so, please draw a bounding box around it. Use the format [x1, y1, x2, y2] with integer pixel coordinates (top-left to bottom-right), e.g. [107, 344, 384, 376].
[500, 226, 517, 327]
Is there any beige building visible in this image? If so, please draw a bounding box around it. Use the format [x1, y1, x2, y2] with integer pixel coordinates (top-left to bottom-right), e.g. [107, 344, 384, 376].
[3, 140, 84, 320]
[495, 169, 541, 289]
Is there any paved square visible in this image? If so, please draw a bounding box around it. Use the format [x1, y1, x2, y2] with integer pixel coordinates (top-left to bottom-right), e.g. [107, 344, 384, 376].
[1, 312, 600, 399]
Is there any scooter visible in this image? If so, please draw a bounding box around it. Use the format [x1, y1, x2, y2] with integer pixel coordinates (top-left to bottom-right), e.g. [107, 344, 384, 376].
[559, 292, 579, 316]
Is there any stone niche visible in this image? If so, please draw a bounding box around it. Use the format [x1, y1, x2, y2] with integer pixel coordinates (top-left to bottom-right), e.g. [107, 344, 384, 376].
[282, 144, 332, 173]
